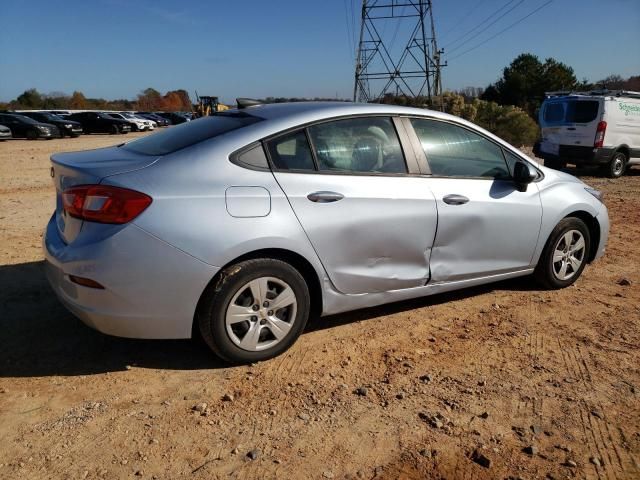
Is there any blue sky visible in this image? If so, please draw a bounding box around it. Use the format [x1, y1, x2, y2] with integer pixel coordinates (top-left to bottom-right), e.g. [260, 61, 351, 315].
[1, 0, 638, 103]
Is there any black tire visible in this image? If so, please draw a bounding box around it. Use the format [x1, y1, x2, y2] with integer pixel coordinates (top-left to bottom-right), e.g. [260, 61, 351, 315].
[110, 124, 119, 135]
[544, 158, 566, 170]
[197, 258, 310, 364]
[605, 151, 627, 178]
[26, 130, 38, 140]
[534, 217, 591, 289]
[58, 129, 65, 138]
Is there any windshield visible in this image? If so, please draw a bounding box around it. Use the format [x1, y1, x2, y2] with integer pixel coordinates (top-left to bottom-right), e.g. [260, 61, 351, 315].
[105, 113, 122, 119]
[543, 99, 600, 124]
[122, 113, 136, 118]
[11, 114, 39, 124]
[121, 112, 263, 156]
[40, 113, 63, 121]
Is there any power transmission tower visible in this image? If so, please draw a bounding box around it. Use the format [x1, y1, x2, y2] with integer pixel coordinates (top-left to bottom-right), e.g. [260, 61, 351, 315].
[353, 0, 445, 105]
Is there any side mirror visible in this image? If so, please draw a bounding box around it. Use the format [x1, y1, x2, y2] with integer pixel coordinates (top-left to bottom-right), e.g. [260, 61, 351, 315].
[513, 161, 536, 192]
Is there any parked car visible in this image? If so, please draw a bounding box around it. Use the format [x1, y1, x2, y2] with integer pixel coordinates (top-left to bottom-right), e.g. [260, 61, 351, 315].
[135, 112, 170, 127]
[535, 90, 640, 178]
[0, 124, 12, 140]
[44, 102, 609, 363]
[108, 112, 155, 131]
[0, 113, 60, 139]
[20, 111, 83, 137]
[67, 112, 131, 134]
[156, 112, 190, 125]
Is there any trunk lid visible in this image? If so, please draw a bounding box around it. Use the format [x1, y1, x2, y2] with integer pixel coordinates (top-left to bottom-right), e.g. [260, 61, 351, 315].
[539, 98, 603, 155]
[51, 145, 158, 244]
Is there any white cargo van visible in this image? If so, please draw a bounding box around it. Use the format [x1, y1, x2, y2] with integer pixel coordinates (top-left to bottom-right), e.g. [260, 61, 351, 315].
[535, 90, 640, 177]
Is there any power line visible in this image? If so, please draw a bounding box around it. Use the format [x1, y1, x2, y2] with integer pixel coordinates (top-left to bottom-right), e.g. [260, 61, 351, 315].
[344, 0, 355, 60]
[448, 0, 554, 61]
[447, 0, 525, 55]
[439, 0, 488, 42]
[444, 0, 520, 50]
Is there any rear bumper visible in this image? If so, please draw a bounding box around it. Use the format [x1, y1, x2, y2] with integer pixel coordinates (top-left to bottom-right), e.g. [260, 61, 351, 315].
[534, 142, 615, 165]
[43, 214, 219, 339]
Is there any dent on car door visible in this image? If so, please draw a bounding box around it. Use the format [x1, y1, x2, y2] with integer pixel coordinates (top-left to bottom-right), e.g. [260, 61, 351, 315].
[407, 117, 543, 282]
[268, 116, 438, 295]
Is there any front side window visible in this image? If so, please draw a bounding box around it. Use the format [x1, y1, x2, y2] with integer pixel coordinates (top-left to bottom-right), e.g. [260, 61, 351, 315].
[307, 117, 407, 174]
[410, 118, 510, 179]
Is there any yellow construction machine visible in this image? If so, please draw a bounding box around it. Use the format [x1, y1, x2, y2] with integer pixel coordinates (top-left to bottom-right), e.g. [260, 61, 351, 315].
[193, 93, 229, 118]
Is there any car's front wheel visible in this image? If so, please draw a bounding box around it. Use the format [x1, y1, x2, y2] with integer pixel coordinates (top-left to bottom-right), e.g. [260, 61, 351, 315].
[535, 217, 591, 289]
[198, 258, 310, 363]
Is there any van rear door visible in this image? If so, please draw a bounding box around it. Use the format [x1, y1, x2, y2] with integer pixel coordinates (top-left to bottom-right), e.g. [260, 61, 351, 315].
[539, 98, 602, 155]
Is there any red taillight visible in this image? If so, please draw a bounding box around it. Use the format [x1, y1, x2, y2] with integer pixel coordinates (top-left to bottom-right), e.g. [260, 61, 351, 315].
[594, 121, 607, 148]
[62, 185, 152, 224]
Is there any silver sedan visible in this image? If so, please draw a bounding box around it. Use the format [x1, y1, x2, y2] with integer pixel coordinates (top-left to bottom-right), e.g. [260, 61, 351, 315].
[44, 102, 609, 363]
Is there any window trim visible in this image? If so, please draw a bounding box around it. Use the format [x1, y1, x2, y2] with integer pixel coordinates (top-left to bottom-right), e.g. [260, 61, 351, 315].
[262, 114, 419, 177]
[403, 115, 543, 181]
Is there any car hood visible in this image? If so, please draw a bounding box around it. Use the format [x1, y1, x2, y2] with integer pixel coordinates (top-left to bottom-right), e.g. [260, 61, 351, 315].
[536, 164, 584, 185]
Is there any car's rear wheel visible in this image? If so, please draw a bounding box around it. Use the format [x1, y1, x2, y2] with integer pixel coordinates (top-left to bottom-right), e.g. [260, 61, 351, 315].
[534, 217, 590, 289]
[606, 151, 627, 178]
[110, 124, 119, 135]
[198, 258, 310, 363]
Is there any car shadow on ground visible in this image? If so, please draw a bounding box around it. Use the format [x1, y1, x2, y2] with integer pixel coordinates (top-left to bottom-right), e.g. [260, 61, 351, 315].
[0, 261, 542, 378]
[556, 164, 640, 177]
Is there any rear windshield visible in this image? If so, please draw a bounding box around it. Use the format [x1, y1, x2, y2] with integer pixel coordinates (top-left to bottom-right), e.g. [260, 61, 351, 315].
[543, 100, 599, 124]
[120, 112, 262, 156]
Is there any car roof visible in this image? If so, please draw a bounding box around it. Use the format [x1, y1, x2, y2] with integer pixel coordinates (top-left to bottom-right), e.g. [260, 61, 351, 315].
[217, 101, 469, 142]
[237, 101, 453, 122]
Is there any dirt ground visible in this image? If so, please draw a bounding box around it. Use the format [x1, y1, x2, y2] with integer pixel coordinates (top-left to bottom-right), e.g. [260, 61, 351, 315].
[0, 133, 638, 480]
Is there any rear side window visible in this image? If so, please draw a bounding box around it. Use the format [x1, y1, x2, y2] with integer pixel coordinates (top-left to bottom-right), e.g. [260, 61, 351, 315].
[410, 118, 510, 179]
[266, 130, 315, 171]
[121, 113, 262, 156]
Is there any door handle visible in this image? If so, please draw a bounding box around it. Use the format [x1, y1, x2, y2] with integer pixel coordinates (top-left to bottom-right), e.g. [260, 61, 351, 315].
[442, 194, 469, 205]
[307, 191, 344, 203]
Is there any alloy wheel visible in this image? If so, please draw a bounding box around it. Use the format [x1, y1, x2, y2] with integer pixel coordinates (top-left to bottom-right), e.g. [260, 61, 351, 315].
[552, 230, 586, 281]
[225, 277, 297, 351]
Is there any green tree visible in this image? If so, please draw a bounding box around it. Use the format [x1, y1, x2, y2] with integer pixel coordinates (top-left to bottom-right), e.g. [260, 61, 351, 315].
[481, 53, 579, 117]
[15, 88, 43, 108]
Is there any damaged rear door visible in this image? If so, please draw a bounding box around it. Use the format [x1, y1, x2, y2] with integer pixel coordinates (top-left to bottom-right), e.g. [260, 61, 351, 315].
[268, 116, 437, 294]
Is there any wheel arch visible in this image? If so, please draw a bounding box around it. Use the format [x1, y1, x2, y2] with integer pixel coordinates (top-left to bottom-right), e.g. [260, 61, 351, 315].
[563, 210, 600, 263]
[613, 144, 630, 159]
[192, 248, 323, 338]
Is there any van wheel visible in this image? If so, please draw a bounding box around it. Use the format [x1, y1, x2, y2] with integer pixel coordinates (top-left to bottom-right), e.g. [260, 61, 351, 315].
[197, 258, 310, 364]
[544, 159, 566, 170]
[606, 151, 627, 178]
